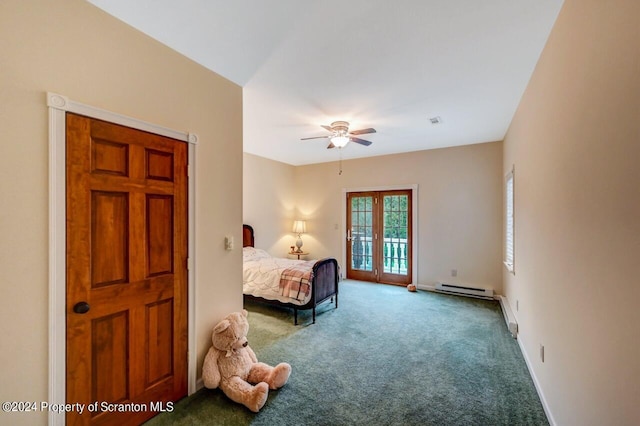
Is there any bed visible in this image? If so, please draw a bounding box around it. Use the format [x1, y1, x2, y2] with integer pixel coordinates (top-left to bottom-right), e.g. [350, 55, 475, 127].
[242, 224, 339, 325]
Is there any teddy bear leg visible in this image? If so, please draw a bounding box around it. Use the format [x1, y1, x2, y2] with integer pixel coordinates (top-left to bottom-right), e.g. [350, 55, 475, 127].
[249, 362, 292, 390]
[220, 376, 269, 413]
[269, 362, 292, 389]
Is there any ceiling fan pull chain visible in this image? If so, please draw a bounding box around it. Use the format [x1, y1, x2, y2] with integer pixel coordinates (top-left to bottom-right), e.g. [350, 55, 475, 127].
[339, 149, 343, 175]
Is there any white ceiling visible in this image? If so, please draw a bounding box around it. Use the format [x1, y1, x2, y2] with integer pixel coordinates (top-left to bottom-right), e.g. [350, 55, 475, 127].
[87, 0, 563, 166]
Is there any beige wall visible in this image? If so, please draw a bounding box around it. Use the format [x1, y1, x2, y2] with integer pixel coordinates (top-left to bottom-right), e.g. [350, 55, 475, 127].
[0, 1, 243, 424]
[297, 143, 503, 290]
[243, 153, 297, 252]
[245, 142, 503, 291]
[503, 0, 640, 424]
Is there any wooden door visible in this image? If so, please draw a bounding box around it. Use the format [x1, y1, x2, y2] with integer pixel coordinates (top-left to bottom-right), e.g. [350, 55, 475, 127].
[377, 190, 412, 285]
[346, 192, 377, 282]
[346, 190, 412, 286]
[66, 114, 188, 425]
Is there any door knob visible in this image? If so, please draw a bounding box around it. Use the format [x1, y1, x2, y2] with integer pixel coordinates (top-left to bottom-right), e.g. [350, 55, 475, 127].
[73, 301, 90, 314]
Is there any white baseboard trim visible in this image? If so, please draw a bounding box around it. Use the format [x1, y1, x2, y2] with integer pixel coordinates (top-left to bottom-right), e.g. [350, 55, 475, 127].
[516, 335, 557, 426]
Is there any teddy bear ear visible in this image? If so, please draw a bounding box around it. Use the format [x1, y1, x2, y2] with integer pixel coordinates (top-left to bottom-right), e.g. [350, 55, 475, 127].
[242, 309, 248, 318]
[213, 319, 230, 334]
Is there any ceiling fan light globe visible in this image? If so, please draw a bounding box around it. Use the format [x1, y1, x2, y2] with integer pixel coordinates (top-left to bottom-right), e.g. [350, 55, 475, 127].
[331, 135, 350, 148]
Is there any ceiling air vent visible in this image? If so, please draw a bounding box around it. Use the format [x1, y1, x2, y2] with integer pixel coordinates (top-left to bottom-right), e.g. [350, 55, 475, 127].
[429, 116, 442, 125]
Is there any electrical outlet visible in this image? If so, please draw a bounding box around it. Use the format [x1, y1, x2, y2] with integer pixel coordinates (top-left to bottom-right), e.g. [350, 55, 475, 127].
[451, 269, 457, 277]
[540, 344, 545, 363]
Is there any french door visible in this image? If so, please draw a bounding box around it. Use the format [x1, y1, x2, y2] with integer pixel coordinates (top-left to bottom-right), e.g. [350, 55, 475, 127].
[346, 190, 412, 286]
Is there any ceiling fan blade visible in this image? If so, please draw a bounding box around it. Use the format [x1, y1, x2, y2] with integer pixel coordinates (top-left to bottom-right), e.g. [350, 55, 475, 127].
[349, 128, 376, 135]
[326, 142, 336, 149]
[321, 125, 333, 132]
[350, 137, 372, 146]
[301, 135, 329, 140]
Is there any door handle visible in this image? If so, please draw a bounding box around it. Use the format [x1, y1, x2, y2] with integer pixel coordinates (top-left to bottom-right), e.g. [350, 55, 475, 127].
[347, 229, 351, 241]
[73, 301, 90, 314]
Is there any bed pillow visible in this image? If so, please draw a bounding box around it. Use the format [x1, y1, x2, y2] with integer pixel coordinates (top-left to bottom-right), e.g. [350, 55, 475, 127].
[243, 247, 272, 262]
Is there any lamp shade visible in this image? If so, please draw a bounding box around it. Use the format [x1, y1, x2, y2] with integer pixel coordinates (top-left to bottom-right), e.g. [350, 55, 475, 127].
[292, 220, 307, 234]
[330, 135, 350, 148]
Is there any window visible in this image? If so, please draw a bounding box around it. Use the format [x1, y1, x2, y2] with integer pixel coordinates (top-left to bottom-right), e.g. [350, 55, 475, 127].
[504, 167, 515, 273]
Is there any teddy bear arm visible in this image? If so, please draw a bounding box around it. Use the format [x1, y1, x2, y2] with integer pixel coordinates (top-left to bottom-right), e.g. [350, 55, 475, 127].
[246, 345, 258, 363]
[202, 347, 221, 389]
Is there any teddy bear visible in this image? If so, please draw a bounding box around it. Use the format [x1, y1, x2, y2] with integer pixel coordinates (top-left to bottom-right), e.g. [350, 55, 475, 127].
[202, 309, 292, 412]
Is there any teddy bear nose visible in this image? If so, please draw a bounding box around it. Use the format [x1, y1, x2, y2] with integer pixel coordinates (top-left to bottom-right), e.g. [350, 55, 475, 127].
[242, 341, 248, 347]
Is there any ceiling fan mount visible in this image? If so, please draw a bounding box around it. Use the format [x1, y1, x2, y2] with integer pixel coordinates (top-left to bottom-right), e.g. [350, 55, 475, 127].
[301, 120, 376, 149]
[326, 120, 349, 134]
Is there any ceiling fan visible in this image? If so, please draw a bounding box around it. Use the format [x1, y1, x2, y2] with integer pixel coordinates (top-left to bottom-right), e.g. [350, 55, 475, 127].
[301, 121, 376, 149]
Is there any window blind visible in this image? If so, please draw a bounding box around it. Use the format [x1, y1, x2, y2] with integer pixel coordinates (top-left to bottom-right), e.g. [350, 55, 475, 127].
[505, 169, 514, 272]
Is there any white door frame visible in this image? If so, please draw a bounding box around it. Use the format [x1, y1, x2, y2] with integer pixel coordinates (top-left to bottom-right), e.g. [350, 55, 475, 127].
[47, 92, 198, 425]
[341, 184, 418, 284]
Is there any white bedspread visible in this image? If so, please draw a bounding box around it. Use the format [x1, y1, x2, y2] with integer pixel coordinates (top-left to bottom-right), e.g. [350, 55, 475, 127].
[243, 247, 313, 306]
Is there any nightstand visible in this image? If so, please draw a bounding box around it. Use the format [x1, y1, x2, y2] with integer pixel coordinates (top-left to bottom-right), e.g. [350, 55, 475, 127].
[288, 252, 309, 260]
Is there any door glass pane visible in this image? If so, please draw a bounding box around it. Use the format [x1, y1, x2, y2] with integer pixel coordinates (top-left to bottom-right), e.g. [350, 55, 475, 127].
[351, 196, 373, 271]
[382, 195, 409, 275]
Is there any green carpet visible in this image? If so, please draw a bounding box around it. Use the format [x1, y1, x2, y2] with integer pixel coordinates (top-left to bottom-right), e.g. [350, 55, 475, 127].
[146, 280, 548, 425]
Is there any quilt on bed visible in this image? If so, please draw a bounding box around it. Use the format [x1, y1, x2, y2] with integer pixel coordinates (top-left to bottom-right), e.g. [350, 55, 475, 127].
[243, 247, 315, 305]
[279, 261, 314, 301]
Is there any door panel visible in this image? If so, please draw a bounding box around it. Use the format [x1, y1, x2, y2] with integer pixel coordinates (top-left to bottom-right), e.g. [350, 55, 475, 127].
[346, 192, 377, 282]
[92, 311, 129, 403]
[146, 299, 174, 386]
[91, 191, 129, 286]
[147, 195, 174, 276]
[346, 190, 412, 285]
[379, 191, 412, 285]
[66, 113, 187, 425]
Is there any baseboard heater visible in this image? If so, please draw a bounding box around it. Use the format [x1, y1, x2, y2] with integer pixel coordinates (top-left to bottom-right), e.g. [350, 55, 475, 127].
[497, 295, 518, 338]
[435, 282, 494, 300]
